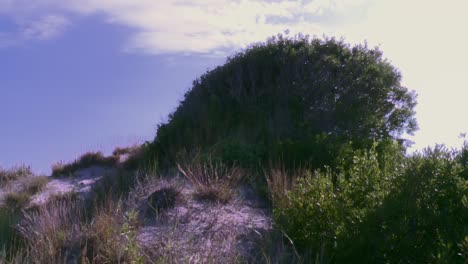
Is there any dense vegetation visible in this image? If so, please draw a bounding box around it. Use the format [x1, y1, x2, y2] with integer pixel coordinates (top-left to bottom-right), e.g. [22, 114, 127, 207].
[142, 35, 466, 262]
[147, 35, 417, 170]
[270, 143, 467, 262]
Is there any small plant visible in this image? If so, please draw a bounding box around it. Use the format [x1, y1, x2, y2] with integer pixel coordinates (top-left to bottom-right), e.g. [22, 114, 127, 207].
[86, 201, 126, 263]
[121, 210, 143, 264]
[177, 159, 245, 203]
[86, 201, 144, 264]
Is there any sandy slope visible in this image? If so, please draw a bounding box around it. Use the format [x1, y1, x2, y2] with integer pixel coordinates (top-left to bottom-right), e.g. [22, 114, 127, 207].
[0, 166, 117, 207]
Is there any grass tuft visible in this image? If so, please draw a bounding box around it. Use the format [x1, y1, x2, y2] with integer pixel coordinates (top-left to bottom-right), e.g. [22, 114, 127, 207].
[24, 176, 49, 195]
[177, 160, 245, 203]
[0, 165, 32, 187]
[4, 192, 31, 212]
[264, 165, 306, 207]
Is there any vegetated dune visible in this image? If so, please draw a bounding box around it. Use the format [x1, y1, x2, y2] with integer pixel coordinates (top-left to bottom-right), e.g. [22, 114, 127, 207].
[1, 151, 279, 263]
[2, 35, 466, 263]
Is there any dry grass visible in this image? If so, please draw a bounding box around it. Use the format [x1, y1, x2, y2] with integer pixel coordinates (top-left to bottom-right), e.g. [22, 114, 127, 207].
[16, 196, 86, 263]
[24, 176, 49, 194]
[51, 151, 118, 177]
[4, 192, 31, 212]
[1, 166, 283, 263]
[85, 200, 144, 264]
[11, 193, 145, 263]
[0, 165, 32, 187]
[264, 165, 307, 207]
[177, 161, 246, 203]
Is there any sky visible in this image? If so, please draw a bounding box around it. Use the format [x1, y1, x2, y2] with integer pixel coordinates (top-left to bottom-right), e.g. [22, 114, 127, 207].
[0, 0, 467, 174]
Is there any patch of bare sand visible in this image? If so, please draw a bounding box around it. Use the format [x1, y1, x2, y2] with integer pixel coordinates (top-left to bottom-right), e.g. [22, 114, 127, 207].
[30, 166, 117, 206]
[137, 182, 272, 262]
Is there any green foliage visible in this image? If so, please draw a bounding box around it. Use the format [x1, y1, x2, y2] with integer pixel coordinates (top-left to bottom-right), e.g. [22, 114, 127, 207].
[148, 35, 417, 170]
[339, 145, 467, 263]
[274, 170, 339, 255]
[121, 210, 143, 264]
[273, 144, 393, 260]
[272, 144, 467, 263]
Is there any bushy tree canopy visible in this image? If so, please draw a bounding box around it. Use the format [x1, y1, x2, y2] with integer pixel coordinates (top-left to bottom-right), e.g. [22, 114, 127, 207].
[149, 35, 417, 167]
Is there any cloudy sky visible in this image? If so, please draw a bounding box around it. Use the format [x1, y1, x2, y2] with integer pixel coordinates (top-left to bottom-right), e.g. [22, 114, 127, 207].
[1, 0, 467, 173]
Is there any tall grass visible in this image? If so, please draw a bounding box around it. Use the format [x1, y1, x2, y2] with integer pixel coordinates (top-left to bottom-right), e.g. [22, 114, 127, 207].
[0, 208, 24, 259]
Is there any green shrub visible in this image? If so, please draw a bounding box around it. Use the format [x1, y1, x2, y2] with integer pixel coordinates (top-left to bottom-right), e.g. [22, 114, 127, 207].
[337, 145, 467, 263]
[272, 144, 467, 263]
[273, 170, 341, 256]
[271, 143, 397, 260]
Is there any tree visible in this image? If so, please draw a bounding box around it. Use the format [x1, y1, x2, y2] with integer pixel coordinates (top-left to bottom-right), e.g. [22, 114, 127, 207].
[149, 35, 418, 169]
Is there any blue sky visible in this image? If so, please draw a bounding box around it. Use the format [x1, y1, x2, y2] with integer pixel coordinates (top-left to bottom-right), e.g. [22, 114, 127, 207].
[1, 0, 467, 174]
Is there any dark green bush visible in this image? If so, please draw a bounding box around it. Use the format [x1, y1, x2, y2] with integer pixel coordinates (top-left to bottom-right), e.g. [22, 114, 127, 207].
[147, 35, 417, 171]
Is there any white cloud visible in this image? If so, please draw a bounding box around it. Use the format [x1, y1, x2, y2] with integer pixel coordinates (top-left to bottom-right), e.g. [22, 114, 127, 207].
[0, 0, 367, 53]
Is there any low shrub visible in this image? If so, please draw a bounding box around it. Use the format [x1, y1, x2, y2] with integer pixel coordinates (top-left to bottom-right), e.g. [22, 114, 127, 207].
[51, 151, 118, 177]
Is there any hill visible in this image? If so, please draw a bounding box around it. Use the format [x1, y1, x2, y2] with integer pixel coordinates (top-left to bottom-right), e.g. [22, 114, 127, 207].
[1, 36, 466, 263]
